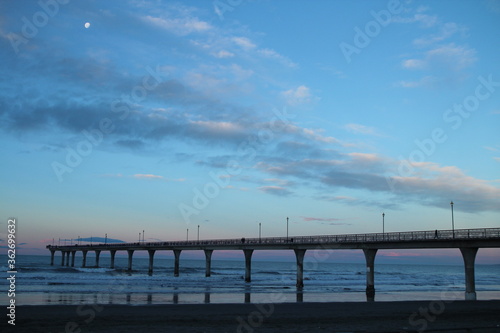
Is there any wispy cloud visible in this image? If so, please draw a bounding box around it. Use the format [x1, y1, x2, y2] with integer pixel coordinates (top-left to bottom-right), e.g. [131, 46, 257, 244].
[258, 186, 293, 196]
[344, 123, 381, 136]
[142, 15, 212, 35]
[281, 85, 317, 106]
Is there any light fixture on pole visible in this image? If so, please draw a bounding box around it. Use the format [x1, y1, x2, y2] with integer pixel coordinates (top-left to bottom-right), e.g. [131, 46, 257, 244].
[187, 229, 189, 241]
[450, 201, 455, 238]
[139, 232, 141, 243]
[286, 217, 289, 242]
[382, 212, 385, 235]
[259, 222, 262, 242]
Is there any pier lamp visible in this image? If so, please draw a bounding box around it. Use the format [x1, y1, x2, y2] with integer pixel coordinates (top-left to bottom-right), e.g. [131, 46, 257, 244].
[450, 201, 455, 238]
[187, 228, 189, 241]
[286, 217, 289, 242]
[382, 213, 385, 235]
[259, 222, 262, 242]
[139, 232, 141, 243]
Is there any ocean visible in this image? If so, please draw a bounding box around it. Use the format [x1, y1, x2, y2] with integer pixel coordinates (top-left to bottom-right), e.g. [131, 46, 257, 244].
[2, 255, 500, 305]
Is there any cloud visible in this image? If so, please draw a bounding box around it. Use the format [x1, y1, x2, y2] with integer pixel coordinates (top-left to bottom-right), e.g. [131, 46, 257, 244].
[344, 123, 381, 136]
[258, 48, 297, 68]
[301, 216, 350, 224]
[402, 44, 476, 73]
[212, 50, 234, 58]
[232, 36, 256, 50]
[258, 186, 293, 196]
[413, 22, 467, 46]
[281, 85, 315, 106]
[397, 75, 438, 88]
[256, 154, 500, 213]
[142, 15, 212, 35]
[133, 174, 164, 180]
[393, 13, 438, 28]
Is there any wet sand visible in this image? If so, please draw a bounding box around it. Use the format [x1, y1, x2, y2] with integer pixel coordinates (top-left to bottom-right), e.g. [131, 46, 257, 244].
[10, 300, 500, 332]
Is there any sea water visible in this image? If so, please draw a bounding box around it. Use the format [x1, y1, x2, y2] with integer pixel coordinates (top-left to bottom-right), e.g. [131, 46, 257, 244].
[1, 255, 499, 305]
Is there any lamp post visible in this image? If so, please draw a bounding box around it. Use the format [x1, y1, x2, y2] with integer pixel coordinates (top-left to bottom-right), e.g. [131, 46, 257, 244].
[186, 229, 189, 241]
[143, 230, 145, 243]
[286, 217, 289, 242]
[105, 233, 107, 245]
[139, 232, 141, 243]
[382, 212, 385, 236]
[197, 225, 200, 241]
[259, 222, 262, 242]
[450, 201, 455, 238]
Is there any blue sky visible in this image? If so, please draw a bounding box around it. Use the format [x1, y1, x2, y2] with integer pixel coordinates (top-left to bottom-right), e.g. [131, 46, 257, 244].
[1, 0, 499, 263]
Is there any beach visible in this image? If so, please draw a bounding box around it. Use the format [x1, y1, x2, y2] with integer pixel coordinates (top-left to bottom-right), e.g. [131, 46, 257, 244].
[11, 300, 500, 332]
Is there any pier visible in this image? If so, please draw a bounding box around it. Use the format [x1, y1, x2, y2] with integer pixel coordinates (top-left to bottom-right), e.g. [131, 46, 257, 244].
[47, 227, 500, 301]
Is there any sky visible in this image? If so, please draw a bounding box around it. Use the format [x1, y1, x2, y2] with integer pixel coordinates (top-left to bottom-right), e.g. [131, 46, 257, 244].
[0, 0, 499, 264]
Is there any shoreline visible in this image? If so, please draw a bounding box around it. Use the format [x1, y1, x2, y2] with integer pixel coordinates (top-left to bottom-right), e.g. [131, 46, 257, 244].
[12, 300, 500, 332]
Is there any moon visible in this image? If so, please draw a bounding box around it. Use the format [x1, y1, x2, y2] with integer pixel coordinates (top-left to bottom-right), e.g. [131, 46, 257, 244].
[84, 22, 90, 29]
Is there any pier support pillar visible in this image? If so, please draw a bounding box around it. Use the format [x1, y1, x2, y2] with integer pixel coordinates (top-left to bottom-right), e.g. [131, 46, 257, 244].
[95, 250, 101, 268]
[50, 250, 55, 266]
[174, 250, 182, 277]
[148, 250, 155, 276]
[110, 250, 116, 269]
[363, 249, 378, 301]
[71, 251, 76, 267]
[66, 251, 70, 266]
[294, 249, 307, 288]
[460, 247, 478, 301]
[82, 250, 87, 268]
[127, 250, 134, 271]
[204, 250, 213, 277]
[243, 249, 254, 283]
[61, 251, 65, 266]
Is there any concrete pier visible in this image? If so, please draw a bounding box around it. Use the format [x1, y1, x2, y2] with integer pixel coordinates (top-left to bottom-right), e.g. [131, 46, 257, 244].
[110, 250, 116, 269]
[174, 250, 182, 277]
[294, 249, 307, 288]
[95, 250, 101, 267]
[243, 249, 253, 282]
[363, 249, 378, 301]
[127, 250, 134, 271]
[148, 250, 155, 276]
[82, 250, 87, 268]
[204, 250, 213, 277]
[45, 227, 500, 300]
[460, 247, 478, 300]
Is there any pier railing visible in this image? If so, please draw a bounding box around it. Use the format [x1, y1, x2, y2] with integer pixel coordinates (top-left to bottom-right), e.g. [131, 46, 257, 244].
[47, 227, 500, 249]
